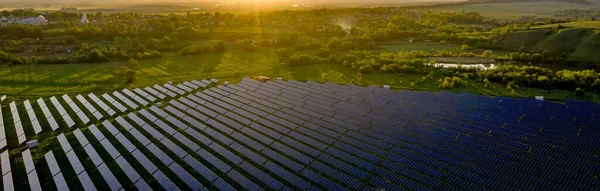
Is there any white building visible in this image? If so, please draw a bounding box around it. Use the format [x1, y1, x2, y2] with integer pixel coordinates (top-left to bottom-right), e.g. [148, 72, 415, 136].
[0, 15, 48, 26]
[80, 13, 89, 24]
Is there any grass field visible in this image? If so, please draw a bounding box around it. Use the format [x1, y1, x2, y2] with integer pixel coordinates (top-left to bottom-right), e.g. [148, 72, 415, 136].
[376, 41, 462, 53]
[0, 45, 596, 103]
[531, 21, 600, 29]
[412, 1, 589, 19]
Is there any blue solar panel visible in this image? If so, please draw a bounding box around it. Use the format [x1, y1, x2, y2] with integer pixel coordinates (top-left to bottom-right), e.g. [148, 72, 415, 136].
[229, 142, 266, 164]
[233, 108, 260, 121]
[265, 115, 297, 130]
[221, 96, 243, 107]
[209, 142, 243, 165]
[205, 102, 228, 114]
[264, 161, 310, 190]
[279, 136, 321, 157]
[272, 111, 304, 125]
[241, 126, 275, 145]
[206, 119, 234, 134]
[332, 141, 379, 163]
[195, 104, 218, 118]
[204, 125, 234, 145]
[325, 147, 375, 171]
[227, 169, 265, 191]
[184, 128, 213, 146]
[239, 162, 283, 190]
[270, 142, 313, 165]
[318, 154, 370, 180]
[287, 131, 327, 150]
[300, 168, 347, 191]
[223, 112, 251, 126]
[197, 149, 231, 173]
[183, 155, 218, 182]
[249, 122, 283, 139]
[309, 161, 364, 190]
[241, 104, 269, 117]
[212, 178, 235, 191]
[261, 148, 304, 172]
[302, 122, 341, 140]
[231, 132, 264, 151]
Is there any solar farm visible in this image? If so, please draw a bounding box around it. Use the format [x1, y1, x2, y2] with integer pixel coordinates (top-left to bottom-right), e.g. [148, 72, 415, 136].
[0, 77, 599, 191]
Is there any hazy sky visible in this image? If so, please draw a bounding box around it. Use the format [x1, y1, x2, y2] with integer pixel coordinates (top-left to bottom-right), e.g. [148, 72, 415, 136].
[3, 0, 462, 4]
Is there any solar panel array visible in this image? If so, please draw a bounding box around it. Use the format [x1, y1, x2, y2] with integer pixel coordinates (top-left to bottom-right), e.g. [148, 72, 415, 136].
[23, 100, 43, 134]
[50, 96, 75, 128]
[62, 94, 91, 125]
[0, 78, 598, 190]
[0, 104, 5, 149]
[37, 98, 59, 131]
[44, 151, 69, 191]
[76, 94, 104, 120]
[1, 150, 13, 191]
[9, 102, 26, 144]
[57, 133, 97, 191]
[22, 149, 42, 191]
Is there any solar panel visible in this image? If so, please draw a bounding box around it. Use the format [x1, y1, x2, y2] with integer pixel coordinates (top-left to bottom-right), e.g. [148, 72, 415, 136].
[127, 113, 147, 127]
[177, 84, 193, 92]
[75, 111, 91, 124]
[93, 141, 115, 163]
[3, 170, 13, 191]
[147, 144, 173, 166]
[77, 171, 97, 191]
[227, 169, 264, 191]
[150, 106, 169, 118]
[166, 104, 186, 118]
[209, 142, 243, 164]
[164, 84, 186, 95]
[139, 109, 157, 122]
[168, 163, 203, 190]
[201, 79, 212, 84]
[183, 155, 218, 182]
[114, 91, 139, 109]
[229, 142, 266, 164]
[114, 156, 142, 184]
[141, 124, 165, 140]
[164, 116, 187, 132]
[21, 149, 34, 174]
[66, 150, 85, 174]
[97, 164, 123, 191]
[174, 132, 201, 152]
[161, 138, 187, 158]
[197, 149, 231, 173]
[26, 170, 42, 191]
[115, 134, 136, 152]
[191, 80, 206, 87]
[239, 161, 283, 190]
[145, 87, 167, 99]
[102, 93, 127, 112]
[264, 161, 310, 190]
[183, 81, 200, 89]
[152, 170, 179, 191]
[110, 118, 128, 134]
[128, 127, 152, 146]
[186, 95, 207, 105]
[131, 150, 158, 174]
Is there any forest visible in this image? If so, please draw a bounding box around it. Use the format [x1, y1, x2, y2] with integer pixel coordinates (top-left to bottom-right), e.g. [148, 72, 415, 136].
[1, 6, 599, 100]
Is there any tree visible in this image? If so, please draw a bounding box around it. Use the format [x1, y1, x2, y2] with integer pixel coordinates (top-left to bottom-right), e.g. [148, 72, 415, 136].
[0, 50, 10, 61]
[481, 50, 493, 58]
[120, 58, 139, 83]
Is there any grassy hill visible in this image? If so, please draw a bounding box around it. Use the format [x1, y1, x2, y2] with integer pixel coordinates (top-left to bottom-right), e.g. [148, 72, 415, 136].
[531, 21, 600, 29]
[496, 28, 600, 61]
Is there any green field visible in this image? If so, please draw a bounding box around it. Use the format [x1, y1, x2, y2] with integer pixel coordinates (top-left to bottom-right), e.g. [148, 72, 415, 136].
[376, 41, 462, 53]
[531, 21, 600, 29]
[1, 46, 595, 103]
[412, 1, 589, 19]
